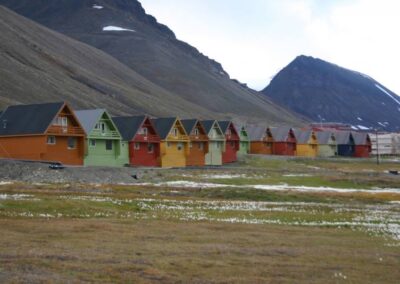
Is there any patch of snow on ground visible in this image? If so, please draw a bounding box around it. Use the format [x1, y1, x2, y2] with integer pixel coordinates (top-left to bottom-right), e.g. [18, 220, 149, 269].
[103, 26, 135, 32]
[0, 181, 13, 185]
[202, 174, 247, 179]
[93, 5, 103, 9]
[0, 194, 37, 200]
[138, 180, 400, 194]
[375, 84, 400, 106]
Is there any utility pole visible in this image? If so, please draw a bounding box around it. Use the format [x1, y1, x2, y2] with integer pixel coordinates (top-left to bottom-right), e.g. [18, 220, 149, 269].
[375, 129, 380, 165]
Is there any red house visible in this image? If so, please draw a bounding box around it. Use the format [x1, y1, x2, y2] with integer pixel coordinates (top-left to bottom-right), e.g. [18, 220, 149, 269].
[113, 115, 161, 167]
[270, 127, 297, 156]
[352, 132, 372, 158]
[218, 121, 240, 163]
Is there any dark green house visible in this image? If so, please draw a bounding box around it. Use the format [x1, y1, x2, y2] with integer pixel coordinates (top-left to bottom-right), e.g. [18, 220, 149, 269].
[75, 109, 128, 167]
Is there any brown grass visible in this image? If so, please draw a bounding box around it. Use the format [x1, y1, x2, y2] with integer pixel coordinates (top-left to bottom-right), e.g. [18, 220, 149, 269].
[0, 218, 399, 283]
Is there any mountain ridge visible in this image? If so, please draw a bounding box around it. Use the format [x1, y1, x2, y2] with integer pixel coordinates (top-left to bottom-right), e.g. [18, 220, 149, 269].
[262, 55, 400, 131]
[0, 0, 302, 125]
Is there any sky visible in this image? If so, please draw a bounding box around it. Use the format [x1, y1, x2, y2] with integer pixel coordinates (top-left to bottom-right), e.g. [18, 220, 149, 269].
[140, 0, 400, 93]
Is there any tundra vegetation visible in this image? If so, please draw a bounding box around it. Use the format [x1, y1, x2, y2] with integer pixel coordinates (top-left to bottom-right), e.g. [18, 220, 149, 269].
[0, 156, 399, 283]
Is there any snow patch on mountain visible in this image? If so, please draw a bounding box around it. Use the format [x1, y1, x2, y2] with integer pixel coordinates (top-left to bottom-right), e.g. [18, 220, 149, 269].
[92, 5, 103, 9]
[375, 84, 400, 106]
[103, 26, 135, 32]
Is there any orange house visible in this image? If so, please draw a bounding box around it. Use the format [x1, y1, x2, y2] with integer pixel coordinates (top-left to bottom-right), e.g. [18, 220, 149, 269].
[181, 119, 209, 166]
[248, 125, 274, 154]
[0, 102, 85, 165]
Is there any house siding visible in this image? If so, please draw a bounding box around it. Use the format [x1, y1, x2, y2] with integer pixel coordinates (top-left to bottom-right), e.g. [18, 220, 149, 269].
[250, 141, 273, 154]
[85, 139, 128, 167]
[129, 141, 160, 167]
[205, 141, 223, 165]
[318, 145, 337, 157]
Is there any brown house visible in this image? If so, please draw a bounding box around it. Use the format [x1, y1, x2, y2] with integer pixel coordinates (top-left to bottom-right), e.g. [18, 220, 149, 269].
[0, 102, 85, 165]
[181, 119, 209, 166]
[247, 125, 274, 154]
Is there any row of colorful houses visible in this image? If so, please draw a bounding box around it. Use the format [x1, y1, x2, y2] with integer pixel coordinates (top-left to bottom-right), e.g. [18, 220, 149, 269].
[0, 102, 243, 167]
[0, 102, 373, 167]
[246, 125, 372, 158]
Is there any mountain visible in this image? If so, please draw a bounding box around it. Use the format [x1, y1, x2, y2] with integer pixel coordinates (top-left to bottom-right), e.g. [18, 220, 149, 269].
[262, 55, 400, 131]
[0, 5, 212, 117]
[0, 0, 301, 125]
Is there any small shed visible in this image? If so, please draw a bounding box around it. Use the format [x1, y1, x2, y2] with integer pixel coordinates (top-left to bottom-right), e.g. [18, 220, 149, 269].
[335, 131, 355, 157]
[113, 115, 161, 167]
[352, 132, 372, 158]
[270, 127, 297, 156]
[218, 121, 240, 163]
[238, 126, 250, 155]
[316, 131, 337, 157]
[293, 129, 319, 157]
[247, 125, 273, 155]
[200, 120, 225, 166]
[181, 119, 209, 167]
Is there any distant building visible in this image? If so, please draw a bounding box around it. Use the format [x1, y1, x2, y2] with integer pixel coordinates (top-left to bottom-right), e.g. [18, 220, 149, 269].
[369, 132, 400, 155]
[310, 123, 353, 132]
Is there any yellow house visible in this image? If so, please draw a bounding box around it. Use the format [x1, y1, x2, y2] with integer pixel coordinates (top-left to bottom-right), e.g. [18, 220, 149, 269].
[151, 117, 189, 167]
[293, 129, 319, 157]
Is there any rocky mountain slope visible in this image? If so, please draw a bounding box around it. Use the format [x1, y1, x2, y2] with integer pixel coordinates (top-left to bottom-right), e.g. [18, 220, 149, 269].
[0, 0, 301, 125]
[0, 6, 211, 117]
[262, 56, 400, 131]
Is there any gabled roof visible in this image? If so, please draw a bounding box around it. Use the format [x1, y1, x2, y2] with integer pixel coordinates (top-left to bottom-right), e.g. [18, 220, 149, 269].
[113, 115, 146, 141]
[0, 111, 3, 118]
[293, 129, 314, 144]
[335, 131, 354, 144]
[270, 127, 294, 142]
[75, 109, 106, 134]
[247, 125, 268, 141]
[316, 131, 336, 144]
[352, 132, 370, 145]
[151, 117, 183, 139]
[0, 102, 65, 136]
[200, 120, 220, 134]
[181, 119, 198, 135]
[218, 121, 232, 133]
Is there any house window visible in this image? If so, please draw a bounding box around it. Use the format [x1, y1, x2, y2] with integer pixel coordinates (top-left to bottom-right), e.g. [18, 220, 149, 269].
[47, 136, 56, 145]
[94, 123, 99, 129]
[198, 142, 204, 150]
[147, 143, 154, 153]
[106, 140, 113, 150]
[90, 139, 96, 147]
[173, 128, 178, 137]
[194, 128, 199, 136]
[101, 122, 106, 134]
[134, 143, 140, 150]
[177, 143, 183, 151]
[167, 142, 171, 148]
[139, 127, 148, 136]
[67, 137, 76, 149]
[53, 117, 68, 127]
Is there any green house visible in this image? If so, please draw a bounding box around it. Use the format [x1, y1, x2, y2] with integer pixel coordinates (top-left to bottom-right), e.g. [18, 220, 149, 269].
[316, 131, 337, 157]
[238, 126, 250, 154]
[200, 120, 225, 166]
[75, 109, 129, 167]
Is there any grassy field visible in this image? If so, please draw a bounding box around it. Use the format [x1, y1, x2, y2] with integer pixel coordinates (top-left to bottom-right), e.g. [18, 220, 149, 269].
[0, 156, 399, 283]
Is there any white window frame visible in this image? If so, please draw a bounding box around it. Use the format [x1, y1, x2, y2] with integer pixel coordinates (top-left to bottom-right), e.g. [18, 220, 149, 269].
[47, 136, 56, 145]
[67, 137, 76, 149]
[173, 128, 178, 137]
[89, 139, 96, 147]
[194, 128, 199, 136]
[105, 140, 113, 151]
[147, 143, 154, 153]
[134, 143, 140, 150]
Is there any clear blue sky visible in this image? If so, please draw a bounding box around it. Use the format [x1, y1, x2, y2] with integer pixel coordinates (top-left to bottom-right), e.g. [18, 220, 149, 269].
[141, 0, 400, 94]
